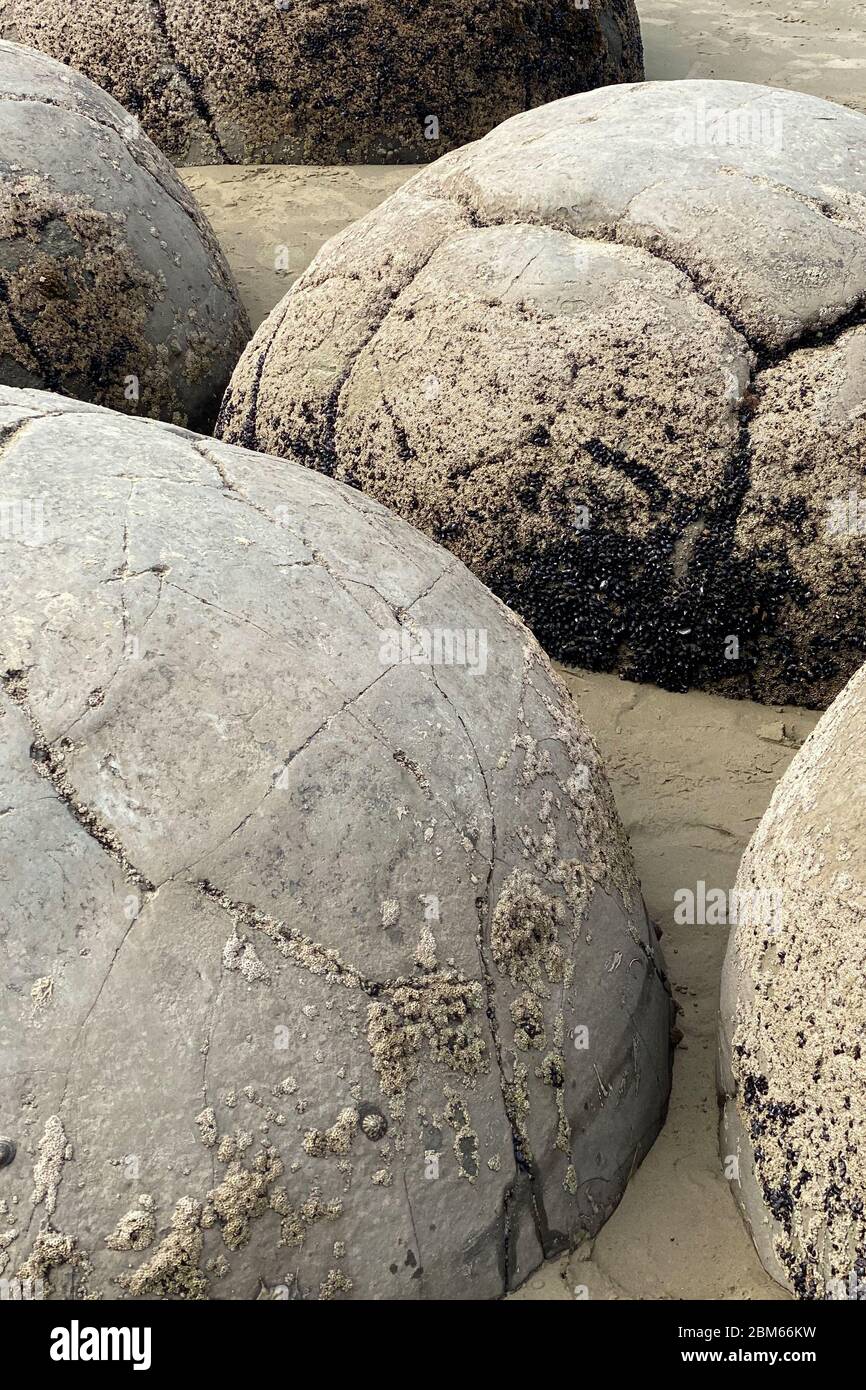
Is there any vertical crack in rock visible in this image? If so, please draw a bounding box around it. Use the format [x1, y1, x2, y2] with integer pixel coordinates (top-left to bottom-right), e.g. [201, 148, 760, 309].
[321, 236, 471, 475]
[4, 672, 147, 1273]
[424, 660, 550, 1269]
[343, 700, 476, 853]
[52, 500, 158, 746]
[217, 290, 300, 451]
[400, 1169, 424, 1296]
[730, 371, 762, 703]
[0, 274, 63, 390]
[60, 906, 144, 1104]
[147, 0, 230, 162]
[201, 958, 226, 1188]
[222, 212, 472, 464]
[21, 893, 161, 1275]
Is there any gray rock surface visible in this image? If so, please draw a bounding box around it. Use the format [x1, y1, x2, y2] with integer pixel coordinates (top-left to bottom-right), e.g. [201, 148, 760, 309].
[1, 0, 644, 165]
[719, 659, 866, 1299]
[0, 386, 672, 1300]
[218, 80, 866, 709]
[0, 41, 249, 428]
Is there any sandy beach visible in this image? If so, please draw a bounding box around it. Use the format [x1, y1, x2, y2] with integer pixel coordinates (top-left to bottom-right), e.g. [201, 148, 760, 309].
[177, 1, 857, 1300]
[642, 0, 866, 112]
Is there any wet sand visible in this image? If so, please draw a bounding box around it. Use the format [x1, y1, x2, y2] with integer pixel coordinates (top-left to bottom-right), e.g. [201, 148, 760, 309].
[180, 1, 853, 1298]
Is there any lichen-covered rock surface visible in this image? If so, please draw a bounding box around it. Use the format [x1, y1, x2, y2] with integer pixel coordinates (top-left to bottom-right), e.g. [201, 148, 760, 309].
[719, 660, 866, 1299]
[0, 41, 249, 428]
[0, 387, 672, 1300]
[0, 0, 644, 165]
[218, 80, 866, 710]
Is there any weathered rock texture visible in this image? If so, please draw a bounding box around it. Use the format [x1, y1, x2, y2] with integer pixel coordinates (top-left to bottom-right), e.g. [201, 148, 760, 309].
[0, 0, 644, 165]
[719, 660, 866, 1299]
[218, 81, 866, 710]
[0, 386, 672, 1300]
[0, 41, 249, 428]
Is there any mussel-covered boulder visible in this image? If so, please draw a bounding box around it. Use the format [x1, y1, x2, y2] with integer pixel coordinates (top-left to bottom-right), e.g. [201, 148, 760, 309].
[1, 0, 644, 164]
[218, 80, 866, 709]
[0, 386, 672, 1300]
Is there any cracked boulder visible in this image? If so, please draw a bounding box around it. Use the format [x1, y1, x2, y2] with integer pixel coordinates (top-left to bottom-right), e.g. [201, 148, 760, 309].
[719, 660, 866, 1299]
[1, 0, 644, 165]
[0, 386, 672, 1300]
[218, 80, 866, 710]
[0, 41, 250, 428]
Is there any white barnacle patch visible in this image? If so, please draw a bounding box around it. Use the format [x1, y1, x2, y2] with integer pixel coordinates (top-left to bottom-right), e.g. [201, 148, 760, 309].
[222, 931, 270, 984]
[31, 1115, 69, 1218]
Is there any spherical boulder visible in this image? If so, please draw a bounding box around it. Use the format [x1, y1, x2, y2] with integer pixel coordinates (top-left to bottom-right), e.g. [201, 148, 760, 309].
[0, 385, 672, 1300]
[1, 0, 644, 165]
[0, 41, 249, 428]
[719, 660, 866, 1299]
[218, 80, 866, 710]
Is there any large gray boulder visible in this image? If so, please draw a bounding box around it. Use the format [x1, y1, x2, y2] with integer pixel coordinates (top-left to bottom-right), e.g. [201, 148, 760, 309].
[0, 386, 672, 1300]
[218, 80, 866, 710]
[719, 660, 866, 1299]
[0, 41, 249, 428]
[0, 0, 644, 165]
